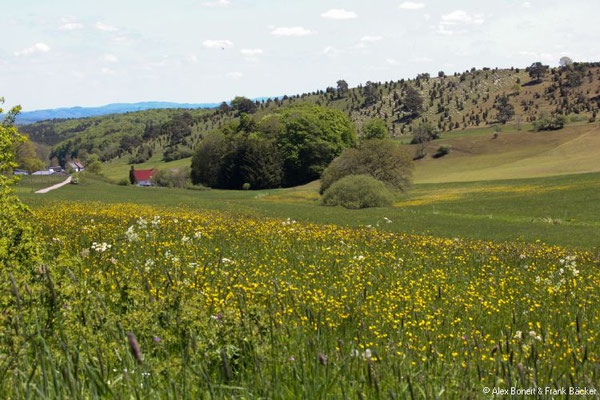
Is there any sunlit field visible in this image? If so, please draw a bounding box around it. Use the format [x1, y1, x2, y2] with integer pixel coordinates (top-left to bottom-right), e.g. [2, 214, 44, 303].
[4, 202, 598, 398]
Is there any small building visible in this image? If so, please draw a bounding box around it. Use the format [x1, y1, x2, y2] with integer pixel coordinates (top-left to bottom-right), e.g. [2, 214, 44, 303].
[133, 169, 157, 187]
[13, 169, 30, 176]
[68, 160, 85, 172]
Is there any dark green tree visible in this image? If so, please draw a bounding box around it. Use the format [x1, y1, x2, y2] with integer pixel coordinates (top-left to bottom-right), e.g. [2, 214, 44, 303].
[527, 62, 549, 83]
[403, 85, 423, 116]
[494, 95, 515, 124]
[337, 80, 349, 97]
[231, 96, 257, 115]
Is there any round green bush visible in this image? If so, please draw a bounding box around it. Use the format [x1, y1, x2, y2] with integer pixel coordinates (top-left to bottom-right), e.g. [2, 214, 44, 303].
[321, 174, 393, 209]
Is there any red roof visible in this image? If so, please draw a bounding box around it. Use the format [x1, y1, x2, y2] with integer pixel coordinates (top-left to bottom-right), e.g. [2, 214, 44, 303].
[133, 169, 156, 181]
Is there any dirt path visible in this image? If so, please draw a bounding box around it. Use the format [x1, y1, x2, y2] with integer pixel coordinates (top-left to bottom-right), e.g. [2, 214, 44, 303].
[35, 176, 72, 194]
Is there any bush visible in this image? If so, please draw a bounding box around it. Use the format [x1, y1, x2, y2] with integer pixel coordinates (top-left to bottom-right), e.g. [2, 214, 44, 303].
[533, 113, 566, 131]
[321, 175, 393, 209]
[242, 183, 251, 190]
[151, 167, 191, 189]
[117, 178, 130, 186]
[320, 139, 414, 194]
[410, 122, 439, 144]
[434, 145, 451, 158]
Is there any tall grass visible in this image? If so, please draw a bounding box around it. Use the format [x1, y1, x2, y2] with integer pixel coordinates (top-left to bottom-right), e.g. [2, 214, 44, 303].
[1, 202, 599, 398]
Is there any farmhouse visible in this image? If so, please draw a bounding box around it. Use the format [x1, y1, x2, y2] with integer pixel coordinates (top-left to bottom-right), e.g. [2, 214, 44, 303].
[133, 169, 157, 186]
[68, 160, 85, 172]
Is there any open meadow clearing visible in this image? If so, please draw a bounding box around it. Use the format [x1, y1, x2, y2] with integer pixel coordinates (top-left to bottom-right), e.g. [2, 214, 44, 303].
[19, 171, 600, 249]
[1, 201, 598, 398]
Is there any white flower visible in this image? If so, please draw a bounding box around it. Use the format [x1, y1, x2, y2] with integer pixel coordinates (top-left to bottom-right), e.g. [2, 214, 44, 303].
[363, 349, 372, 360]
[91, 242, 111, 253]
[181, 236, 190, 243]
[144, 259, 155, 272]
[137, 217, 148, 229]
[514, 331, 522, 339]
[529, 331, 541, 341]
[126, 226, 139, 242]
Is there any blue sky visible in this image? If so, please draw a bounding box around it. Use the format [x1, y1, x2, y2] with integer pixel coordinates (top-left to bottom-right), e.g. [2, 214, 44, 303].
[2, 0, 599, 110]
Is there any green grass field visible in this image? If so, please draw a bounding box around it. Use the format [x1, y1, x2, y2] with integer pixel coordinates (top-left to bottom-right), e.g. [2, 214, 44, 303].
[18, 122, 600, 249]
[19, 171, 600, 249]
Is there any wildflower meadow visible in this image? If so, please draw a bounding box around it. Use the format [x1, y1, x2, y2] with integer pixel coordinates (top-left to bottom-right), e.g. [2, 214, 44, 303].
[2, 202, 598, 398]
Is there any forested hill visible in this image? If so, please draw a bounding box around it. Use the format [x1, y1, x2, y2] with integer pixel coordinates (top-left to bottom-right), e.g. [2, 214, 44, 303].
[20, 62, 600, 167]
[12, 101, 220, 125]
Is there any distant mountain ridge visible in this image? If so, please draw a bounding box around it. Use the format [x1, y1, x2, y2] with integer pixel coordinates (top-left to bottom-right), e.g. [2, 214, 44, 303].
[13, 102, 221, 124]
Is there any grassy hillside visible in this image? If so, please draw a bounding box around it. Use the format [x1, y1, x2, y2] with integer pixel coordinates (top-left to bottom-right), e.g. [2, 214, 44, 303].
[414, 122, 600, 183]
[18, 63, 600, 172]
[18, 171, 600, 248]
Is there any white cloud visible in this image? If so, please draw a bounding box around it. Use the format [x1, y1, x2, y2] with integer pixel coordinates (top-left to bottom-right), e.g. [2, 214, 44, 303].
[360, 35, 383, 43]
[14, 43, 51, 57]
[437, 10, 486, 35]
[523, 1, 532, 8]
[386, 58, 399, 65]
[271, 27, 314, 37]
[203, 39, 234, 49]
[59, 22, 83, 31]
[226, 71, 243, 79]
[103, 54, 119, 63]
[101, 67, 115, 75]
[321, 9, 358, 20]
[95, 22, 119, 32]
[202, 0, 230, 6]
[399, 2, 425, 10]
[240, 48, 264, 56]
[357, 35, 383, 48]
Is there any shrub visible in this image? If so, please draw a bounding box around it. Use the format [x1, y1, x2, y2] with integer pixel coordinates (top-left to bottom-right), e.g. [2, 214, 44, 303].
[321, 175, 393, 209]
[117, 178, 130, 186]
[151, 167, 191, 189]
[434, 145, 451, 158]
[410, 122, 439, 144]
[242, 183, 251, 190]
[320, 139, 414, 194]
[533, 113, 566, 131]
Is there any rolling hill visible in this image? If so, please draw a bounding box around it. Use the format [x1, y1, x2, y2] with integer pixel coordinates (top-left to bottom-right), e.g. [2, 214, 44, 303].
[17, 62, 600, 183]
